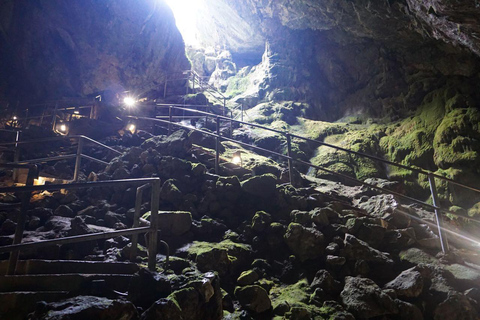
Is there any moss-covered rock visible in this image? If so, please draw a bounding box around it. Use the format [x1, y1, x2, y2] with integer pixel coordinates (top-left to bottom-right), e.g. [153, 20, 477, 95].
[284, 223, 324, 262]
[241, 173, 277, 198]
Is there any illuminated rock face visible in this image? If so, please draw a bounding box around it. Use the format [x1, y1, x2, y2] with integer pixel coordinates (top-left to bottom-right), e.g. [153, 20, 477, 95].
[0, 0, 190, 103]
[201, 0, 480, 120]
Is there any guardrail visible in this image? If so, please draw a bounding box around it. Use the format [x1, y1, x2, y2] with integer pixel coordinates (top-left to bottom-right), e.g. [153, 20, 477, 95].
[129, 106, 480, 253]
[0, 135, 122, 181]
[0, 177, 161, 275]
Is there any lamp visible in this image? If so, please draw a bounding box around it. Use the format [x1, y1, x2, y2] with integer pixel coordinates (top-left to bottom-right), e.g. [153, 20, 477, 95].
[232, 151, 242, 166]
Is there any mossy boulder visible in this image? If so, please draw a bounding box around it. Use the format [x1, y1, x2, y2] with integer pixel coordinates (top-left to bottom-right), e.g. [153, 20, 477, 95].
[284, 223, 324, 262]
[241, 173, 277, 198]
[235, 285, 271, 313]
[433, 108, 480, 169]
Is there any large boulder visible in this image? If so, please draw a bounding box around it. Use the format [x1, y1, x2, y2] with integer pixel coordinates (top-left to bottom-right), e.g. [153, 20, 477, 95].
[235, 285, 271, 313]
[384, 267, 424, 298]
[284, 223, 324, 262]
[340, 276, 398, 319]
[342, 234, 393, 265]
[241, 173, 277, 198]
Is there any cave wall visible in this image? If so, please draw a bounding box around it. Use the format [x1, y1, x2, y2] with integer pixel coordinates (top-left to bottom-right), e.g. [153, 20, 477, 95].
[0, 0, 190, 105]
[210, 0, 480, 120]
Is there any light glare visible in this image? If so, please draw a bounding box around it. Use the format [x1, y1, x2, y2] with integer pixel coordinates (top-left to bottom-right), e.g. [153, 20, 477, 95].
[124, 97, 136, 107]
[60, 124, 67, 132]
[165, 0, 203, 46]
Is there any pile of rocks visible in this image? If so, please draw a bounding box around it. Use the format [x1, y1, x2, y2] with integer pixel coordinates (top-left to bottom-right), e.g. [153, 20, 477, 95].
[1, 129, 479, 319]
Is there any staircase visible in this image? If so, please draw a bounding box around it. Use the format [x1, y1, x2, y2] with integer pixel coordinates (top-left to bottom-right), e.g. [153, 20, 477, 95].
[0, 259, 139, 320]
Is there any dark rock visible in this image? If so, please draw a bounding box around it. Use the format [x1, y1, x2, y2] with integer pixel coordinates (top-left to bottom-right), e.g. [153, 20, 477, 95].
[241, 173, 277, 198]
[237, 269, 260, 285]
[141, 298, 182, 320]
[235, 285, 271, 313]
[340, 276, 398, 319]
[157, 211, 192, 236]
[284, 223, 324, 262]
[310, 269, 342, 295]
[434, 291, 478, 320]
[251, 211, 272, 233]
[384, 267, 424, 298]
[128, 268, 172, 309]
[0, 219, 16, 235]
[394, 299, 424, 320]
[28, 296, 138, 320]
[54, 205, 74, 218]
[342, 233, 393, 265]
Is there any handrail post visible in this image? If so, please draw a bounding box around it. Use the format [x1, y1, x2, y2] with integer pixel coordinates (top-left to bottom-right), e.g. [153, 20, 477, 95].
[215, 116, 220, 174]
[13, 130, 21, 182]
[148, 179, 161, 271]
[130, 184, 148, 261]
[52, 102, 58, 131]
[428, 173, 449, 253]
[241, 104, 244, 122]
[73, 137, 84, 182]
[192, 72, 196, 93]
[223, 98, 226, 117]
[286, 133, 294, 186]
[168, 106, 173, 135]
[7, 165, 37, 275]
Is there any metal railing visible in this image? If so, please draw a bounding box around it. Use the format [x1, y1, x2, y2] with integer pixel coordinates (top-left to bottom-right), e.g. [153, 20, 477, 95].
[0, 177, 161, 275]
[129, 106, 480, 253]
[0, 135, 122, 181]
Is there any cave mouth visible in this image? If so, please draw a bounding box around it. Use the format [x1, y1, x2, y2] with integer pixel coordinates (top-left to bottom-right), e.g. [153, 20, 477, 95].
[164, 0, 265, 68]
[165, 0, 204, 48]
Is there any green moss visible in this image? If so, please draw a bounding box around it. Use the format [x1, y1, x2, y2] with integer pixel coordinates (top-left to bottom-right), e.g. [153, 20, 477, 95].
[310, 130, 385, 181]
[185, 240, 251, 258]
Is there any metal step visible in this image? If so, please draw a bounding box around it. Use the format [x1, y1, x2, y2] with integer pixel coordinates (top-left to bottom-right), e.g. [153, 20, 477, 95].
[0, 274, 133, 292]
[0, 259, 140, 275]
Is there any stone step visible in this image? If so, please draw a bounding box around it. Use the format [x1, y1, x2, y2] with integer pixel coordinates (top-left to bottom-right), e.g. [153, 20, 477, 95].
[0, 291, 69, 320]
[0, 274, 133, 293]
[0, 259, 140, 275]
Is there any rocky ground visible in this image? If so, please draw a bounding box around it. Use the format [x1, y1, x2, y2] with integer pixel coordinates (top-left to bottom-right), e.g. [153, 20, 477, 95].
[1, 127, 480, 320]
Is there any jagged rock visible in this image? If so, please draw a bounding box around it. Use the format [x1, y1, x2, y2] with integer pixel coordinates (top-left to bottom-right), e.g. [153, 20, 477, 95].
[434, 291, 478, 320]
[165, 272, 223, 320]
[284, 223, 324, 262]
[326, 255, 346, 266]
[141, 298, 182, 320]
[128, 268, 172, 309]
[357, 194, 412, 229]
[160, 179, 183, 205]
[235, 285, 271, 313]
[309, 207, 330, 227]
[0, 219, 16, 235]
[310, 269, 342, 295]
[384, 267, 424, 298]
[251, 211, 272, 233]
[394, 299, 424, 320]
[157, 211, 192, 236]
[28, 296, 138, 320]
[237, 269, 260, 285]
[241, 173, 277, 198]
[54, 205, 74, 218]
[340, 276, 398, 319]
[181, 240, 252, 277]
[342, 234, 393, 265]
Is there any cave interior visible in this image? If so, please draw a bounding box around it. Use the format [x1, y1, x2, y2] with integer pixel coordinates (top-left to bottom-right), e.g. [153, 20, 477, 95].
[1, 0, 480, 319]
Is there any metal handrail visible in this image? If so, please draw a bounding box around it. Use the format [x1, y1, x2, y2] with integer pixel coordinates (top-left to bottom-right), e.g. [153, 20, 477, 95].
[0, 135, 122, 181]
[159, 106, 480, 194]
[131, 109, 480, 252]
[0, 178, 161, 274]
